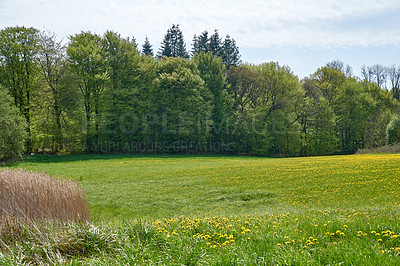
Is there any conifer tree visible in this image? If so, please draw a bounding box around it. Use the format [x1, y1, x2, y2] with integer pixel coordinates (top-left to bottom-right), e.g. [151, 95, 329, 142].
[198, 31, 209, 53]
[157, 24, 189, 59]
[191, 34, 199, 57]
[208, 30, 222, 57]
[157, 28, 172, 58]
[130, 36, 140, 53]
[142, 35, 153, 56]
[192, 30, 209, 57]
[222, 35, 241, 69]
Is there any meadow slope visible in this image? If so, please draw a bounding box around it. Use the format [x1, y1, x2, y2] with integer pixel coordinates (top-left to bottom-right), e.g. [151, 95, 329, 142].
[9, 154, 400, 220]
[2, 154, 400, 264]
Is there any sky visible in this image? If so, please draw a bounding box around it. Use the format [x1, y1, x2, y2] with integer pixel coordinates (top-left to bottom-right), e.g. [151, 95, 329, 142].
[1, 0, 400, 78]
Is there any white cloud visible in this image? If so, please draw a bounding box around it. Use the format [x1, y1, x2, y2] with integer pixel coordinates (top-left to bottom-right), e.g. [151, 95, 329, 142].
[1, 0, 400, 49]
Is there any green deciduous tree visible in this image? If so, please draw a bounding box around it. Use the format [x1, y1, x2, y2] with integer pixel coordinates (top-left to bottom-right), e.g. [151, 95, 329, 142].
[193, 52, 230, 144]
[334, 80, 371, 153]
[67, 31, 108, 151]
[0, 86, 27, 159]
[297, 77, 338, 156]
[326, 60, 353, 77]
[99, 30, 142, 149]
[36, 30, 68, 153]
[0, 26, 40, 152]
[362, 82, 397, 148]
[313, 66, 346, 103]
[148, 57, 212, 150]
[227, 62, 301, 156]
[386, 115, 400, 145]
[253, 62, 301, 156]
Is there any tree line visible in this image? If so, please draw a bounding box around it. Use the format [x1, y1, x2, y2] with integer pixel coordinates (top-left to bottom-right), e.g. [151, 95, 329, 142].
[0, 25, 399, 159]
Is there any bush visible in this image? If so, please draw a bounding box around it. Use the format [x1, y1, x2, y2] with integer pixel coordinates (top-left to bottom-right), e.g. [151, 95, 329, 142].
[386, 115, 400, 145]
[0, 87, 27, 160]
[0, 169, 90, 222]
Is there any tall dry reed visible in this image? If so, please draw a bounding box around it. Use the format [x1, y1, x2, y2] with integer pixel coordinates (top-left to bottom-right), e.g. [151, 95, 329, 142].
[0, 169, 90, 222]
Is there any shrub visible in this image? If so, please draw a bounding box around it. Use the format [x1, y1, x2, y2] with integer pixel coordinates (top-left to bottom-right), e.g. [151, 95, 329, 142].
[356, 144, 400, 154]
[386, 115, 400, 145]
[0, 169, 90, 222]
[0, 87, 27, 160]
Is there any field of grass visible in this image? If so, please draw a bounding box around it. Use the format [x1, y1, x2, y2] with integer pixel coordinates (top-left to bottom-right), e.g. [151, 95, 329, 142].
[2, 153, 400, 264]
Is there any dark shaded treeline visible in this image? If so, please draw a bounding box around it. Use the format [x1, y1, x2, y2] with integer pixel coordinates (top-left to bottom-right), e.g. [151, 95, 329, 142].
[0, 25, 399, 159]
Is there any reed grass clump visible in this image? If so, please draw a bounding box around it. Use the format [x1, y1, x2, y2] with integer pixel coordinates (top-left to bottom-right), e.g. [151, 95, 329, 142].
[0, 169, 90, 222]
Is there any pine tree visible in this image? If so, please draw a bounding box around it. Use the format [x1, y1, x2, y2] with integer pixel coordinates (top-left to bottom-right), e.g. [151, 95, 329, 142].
[222, 35, 241, 69]
[130, 36, 140, 53]
[208, 30, 222, 57]
[191, 34, 199, 57]
[198, 31, 209, 54]
[157, 28, 172, 58]
[157, 24, 189, 59]
[142, 36, 153, 56]
[192, 31, 209, 57]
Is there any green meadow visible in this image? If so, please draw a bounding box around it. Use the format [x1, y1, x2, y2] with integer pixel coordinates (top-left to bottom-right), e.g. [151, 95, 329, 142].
[2, 153, 400, 264]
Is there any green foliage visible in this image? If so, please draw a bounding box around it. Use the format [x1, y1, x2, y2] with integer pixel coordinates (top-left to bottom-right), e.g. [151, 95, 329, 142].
[30, 65, 83, 154]
[35, 30, 75, 153]
[363, 82, 397, 148]
[193, 52, 230, 143]
[332, 79, 366, 153]
[191, 30, 209, 56]
[227, 62, 301, 156]
[98, 31, 142, 150]
[148, 57, 212, 149]
[386, 116, 400, 145]
[0, 26, 40, 152]
[7, 154, 400, 219]
[129, 36, 139, 53]
[192, 30, 240, 69]
[3, 209, 400, 265]
[221, 35, 241, 69]
[208, 30, 222, 58]
[313, 66, 346, 103]
[157, 24, 189, 59]
[0, 87, 27, 159]
[309, 98, 338, 155]
[0, 25, 398, 157]
[3, 154, 400, 263]
[198, 31, 210, 53]
[141, 35, 153, 56]
[297, 76, 338, 156]
[299, 66, 398, 155]
[67, 31, 108, 151]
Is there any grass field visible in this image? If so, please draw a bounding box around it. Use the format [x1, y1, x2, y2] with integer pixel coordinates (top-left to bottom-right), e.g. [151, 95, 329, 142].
[2, 154, 400, 264]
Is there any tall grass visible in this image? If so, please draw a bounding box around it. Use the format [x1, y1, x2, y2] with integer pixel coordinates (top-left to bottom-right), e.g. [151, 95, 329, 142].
[2, 210, 400, 265]
[2, 154, 400, 264]
[0, 169, 90, 222]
